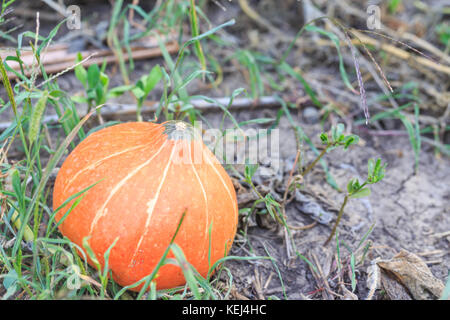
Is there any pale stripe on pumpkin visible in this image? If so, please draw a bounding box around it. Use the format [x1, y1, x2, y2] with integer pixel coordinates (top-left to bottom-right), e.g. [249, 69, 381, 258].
[129, 141, 178, 267]
[188, 141, 210, 262]
[88, 140, 169, 235]
[63, 143, 149, 194]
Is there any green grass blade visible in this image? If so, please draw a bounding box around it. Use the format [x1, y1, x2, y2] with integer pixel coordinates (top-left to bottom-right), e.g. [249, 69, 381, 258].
[279, 62, 323, 109]
[169, 243, 202, 299]
[189, 0, 206, 73]
[304, 25, 356, 93]
[11, 106, 103, 257]
[173, 19, 235, 73]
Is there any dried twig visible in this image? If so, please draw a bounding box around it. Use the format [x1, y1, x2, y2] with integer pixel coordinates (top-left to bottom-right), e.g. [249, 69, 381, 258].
[1, 41, 179, 79]
[307, 251, 334, 300]
[237, 0, 285, 38]
[36, 53, 97, 88]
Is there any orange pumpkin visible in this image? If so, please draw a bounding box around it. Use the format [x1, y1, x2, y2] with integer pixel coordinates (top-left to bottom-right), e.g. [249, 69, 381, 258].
[53, 121, 238, 291]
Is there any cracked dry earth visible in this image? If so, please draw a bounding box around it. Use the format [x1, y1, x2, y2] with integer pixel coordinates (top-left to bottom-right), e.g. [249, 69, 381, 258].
[214, 111, 449, 300]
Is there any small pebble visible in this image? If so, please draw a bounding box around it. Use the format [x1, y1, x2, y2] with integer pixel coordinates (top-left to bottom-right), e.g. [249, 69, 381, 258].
[303, 107, 319, 124]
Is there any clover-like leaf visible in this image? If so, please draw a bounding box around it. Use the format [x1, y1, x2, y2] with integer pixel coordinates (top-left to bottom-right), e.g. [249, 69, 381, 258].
[74, 53, 88, 87]
[131, 86, 146, 100]
[343, 135, 359, 149]
[87, 64, 100, 90]
[332, 123, 345, 142]
[368, 158, 387, 184]
[368, 158, 375, 177]
[320, 132, 329, 145]
[347, 178, 361, 194]
[350, 187, 371, 199]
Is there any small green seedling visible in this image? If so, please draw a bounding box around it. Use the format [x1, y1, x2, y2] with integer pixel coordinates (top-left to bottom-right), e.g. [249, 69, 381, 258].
[303, 123, 359, 177]
[244, 163, 258, 185]
[73, 62, 110, 108]
[244, 163, 285, 226]
[72, 56, 133, 121]
[131, 65, 162, 121]
[321, 123, 360, 151]
[284, 123, 385, 246]
[324, 158, 387, 245]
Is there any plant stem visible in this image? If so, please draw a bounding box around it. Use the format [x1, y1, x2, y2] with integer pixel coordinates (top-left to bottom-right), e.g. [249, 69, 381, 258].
[137, 102, 143, 122]
[302, 146, 328, 177]
[282, 148, 300, 204]
[324, 194, 349, 245]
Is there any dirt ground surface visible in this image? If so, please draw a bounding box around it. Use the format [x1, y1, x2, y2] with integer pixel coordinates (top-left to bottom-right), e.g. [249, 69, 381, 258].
[1, 0, 449, 300]
[201, 108, 449, 300]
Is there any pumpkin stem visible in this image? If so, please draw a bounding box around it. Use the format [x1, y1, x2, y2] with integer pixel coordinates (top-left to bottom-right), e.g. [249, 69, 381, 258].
[162, 120, 200, 141]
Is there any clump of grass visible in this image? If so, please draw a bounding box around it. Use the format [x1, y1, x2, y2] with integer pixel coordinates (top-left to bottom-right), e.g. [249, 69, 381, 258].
[333, 224, 375, 296]
[0, 2, 271, 300]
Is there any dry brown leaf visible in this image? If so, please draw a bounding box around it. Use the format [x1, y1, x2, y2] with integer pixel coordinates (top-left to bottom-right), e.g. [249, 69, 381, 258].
[379, 268, 413, 300]
[377, 249, 444, 300]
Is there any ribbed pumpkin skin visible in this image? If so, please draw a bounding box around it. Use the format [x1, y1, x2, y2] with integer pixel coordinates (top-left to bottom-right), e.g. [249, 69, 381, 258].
[53, 121, 238, 291]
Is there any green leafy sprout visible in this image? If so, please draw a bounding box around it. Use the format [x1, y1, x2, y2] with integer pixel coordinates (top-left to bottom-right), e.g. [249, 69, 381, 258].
[324, 158, 387, 245]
